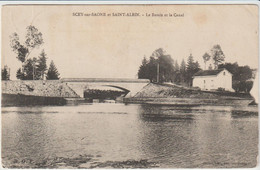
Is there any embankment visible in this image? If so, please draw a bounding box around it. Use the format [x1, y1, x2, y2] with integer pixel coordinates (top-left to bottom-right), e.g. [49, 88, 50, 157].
[2, 80, 79, 97]
[124, 83, 253, 106]
[1, 80, 80, 106]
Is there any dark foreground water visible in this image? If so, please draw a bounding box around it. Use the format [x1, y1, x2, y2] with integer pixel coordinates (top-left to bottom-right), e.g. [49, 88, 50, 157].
[1, 103, 258, 168]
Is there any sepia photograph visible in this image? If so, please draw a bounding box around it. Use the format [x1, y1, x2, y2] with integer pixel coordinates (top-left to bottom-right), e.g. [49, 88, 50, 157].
[1, 3, 259, 169]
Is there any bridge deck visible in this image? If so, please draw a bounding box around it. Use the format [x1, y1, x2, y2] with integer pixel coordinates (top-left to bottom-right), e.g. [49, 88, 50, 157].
[61, 78, 150, 83]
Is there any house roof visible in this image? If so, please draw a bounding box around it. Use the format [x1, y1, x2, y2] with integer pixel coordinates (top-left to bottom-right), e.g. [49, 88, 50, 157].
[194, 68, 227, 77]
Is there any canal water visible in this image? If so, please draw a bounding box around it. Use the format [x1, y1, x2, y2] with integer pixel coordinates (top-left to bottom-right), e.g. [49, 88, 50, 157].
[1, 103, 258, 168]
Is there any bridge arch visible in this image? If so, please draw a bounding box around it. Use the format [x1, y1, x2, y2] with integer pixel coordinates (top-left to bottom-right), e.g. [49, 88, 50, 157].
[62, 78, 150, 98]
[102, 85, 130, 94]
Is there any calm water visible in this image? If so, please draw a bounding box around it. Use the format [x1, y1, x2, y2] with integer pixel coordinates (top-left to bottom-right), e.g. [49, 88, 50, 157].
[1, 103, 258, 168]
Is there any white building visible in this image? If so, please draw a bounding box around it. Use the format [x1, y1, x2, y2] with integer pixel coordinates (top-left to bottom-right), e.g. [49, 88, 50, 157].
[193, 68, 234, 92]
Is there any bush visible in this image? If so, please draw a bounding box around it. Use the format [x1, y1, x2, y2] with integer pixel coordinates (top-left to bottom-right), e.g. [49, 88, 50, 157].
[217, 87, 225, 92]
[233, 80, 253, 93]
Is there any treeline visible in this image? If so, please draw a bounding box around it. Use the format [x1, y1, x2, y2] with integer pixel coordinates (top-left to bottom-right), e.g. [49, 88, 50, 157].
[138, 48, 201, 86]
[137, 47, 256, 93]
[5, 25, 60, 80]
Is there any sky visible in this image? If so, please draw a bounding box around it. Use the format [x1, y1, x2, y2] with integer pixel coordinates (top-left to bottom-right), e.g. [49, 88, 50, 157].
[1, 5, 259, 80]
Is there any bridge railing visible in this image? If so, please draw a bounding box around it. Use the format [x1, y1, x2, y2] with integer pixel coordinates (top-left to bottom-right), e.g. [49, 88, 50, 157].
[61, 78, 150, 83]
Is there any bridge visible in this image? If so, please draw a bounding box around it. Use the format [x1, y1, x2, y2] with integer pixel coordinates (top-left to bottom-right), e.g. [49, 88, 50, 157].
[61, 78, 150, 98]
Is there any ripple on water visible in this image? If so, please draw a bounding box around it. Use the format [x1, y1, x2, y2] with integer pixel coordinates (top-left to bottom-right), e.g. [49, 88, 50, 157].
[1, 104, 258, 168]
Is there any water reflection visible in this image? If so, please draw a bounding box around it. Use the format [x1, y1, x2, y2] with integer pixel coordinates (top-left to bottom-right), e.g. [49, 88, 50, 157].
[137, 105, 258, 168]
[231, 109, 258, 119]
[1, 104, 258, 168]
[2, 107, 56, 165]
[139, 105, 194, 122]
[138, 105, 198, 168]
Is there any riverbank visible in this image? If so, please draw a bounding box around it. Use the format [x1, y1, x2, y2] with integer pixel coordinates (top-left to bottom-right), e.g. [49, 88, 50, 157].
[1, 81, 254, 106]
[2, 80, 79, 98]
[1, 80, 81, 106]
[124, 83, 254, 106]
[2, 154, 158, 169]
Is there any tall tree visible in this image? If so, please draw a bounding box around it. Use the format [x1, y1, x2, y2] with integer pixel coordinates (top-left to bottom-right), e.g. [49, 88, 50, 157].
[180, 59, 186, 72]
[24, 58, 41, 80]
[2, 65, 10, 80]
[46, 61, 60, 80]
[22, 58, 34, 80]
[37, 50, 48, 80]
[10, 25, 44, 79]
[186, 54, 201, 86]
[137, 48, 175, 83]
[10, 33, 28, 63]
[172, 60, 181, 84]
[156, 49, 174, 82]
[146, 56, 157, 82]
[186, 54, 195, 71]
[211, 45, 225, 69]
[180, 59, 187, 84]
[202, 52, 211, 70]
[32, 57, 40, 80]
[25, 25, 44, 50]
[151, 48, 165, 58]
[138, 56, 149, 79]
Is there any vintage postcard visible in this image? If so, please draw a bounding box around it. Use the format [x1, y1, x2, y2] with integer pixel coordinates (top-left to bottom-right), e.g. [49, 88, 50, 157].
[1, 3, 259, 169]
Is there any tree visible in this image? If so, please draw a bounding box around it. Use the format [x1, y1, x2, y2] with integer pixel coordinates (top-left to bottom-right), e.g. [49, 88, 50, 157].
[151, 48, 165, 58]
[137, 48, 175, 83]
[174, 61, 180, 71]
[10, 25, 44, 79]
[219, 62, 253, 93]
[25, 25, 44, 50]
[194, 61, 200, 71]
[10, 33, 28, 63]
[218, 62, 239, 76]
[2, 65, 10, 80]
[138, 56, 149, 79]
[172, 61, 181, 84]
[46, 61, 60, 80]
[186, 54, 201, 86]
[16, 68, 24, 80]
[180, 59, 186, 73]
[211, 45, 225, 69]
[158, 54, 175, 82]
[153, 48, 175, 83]
[23, 58, 35, 80]
[10, 25, 43, 63]
[146, 56, 158, 82]
[15, 57, 41, 80]
[37, 50, 48, 80]
[187, 54, 194, 70]
[180, 59, 187, 85]
[202, 52, 211, 70]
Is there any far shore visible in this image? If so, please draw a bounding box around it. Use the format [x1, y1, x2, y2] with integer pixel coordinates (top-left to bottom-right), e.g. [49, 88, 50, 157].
[1, 80, 255, 107]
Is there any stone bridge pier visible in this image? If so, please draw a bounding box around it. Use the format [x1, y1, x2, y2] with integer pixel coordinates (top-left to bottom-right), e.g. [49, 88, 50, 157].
[61, 78, 150, 98]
